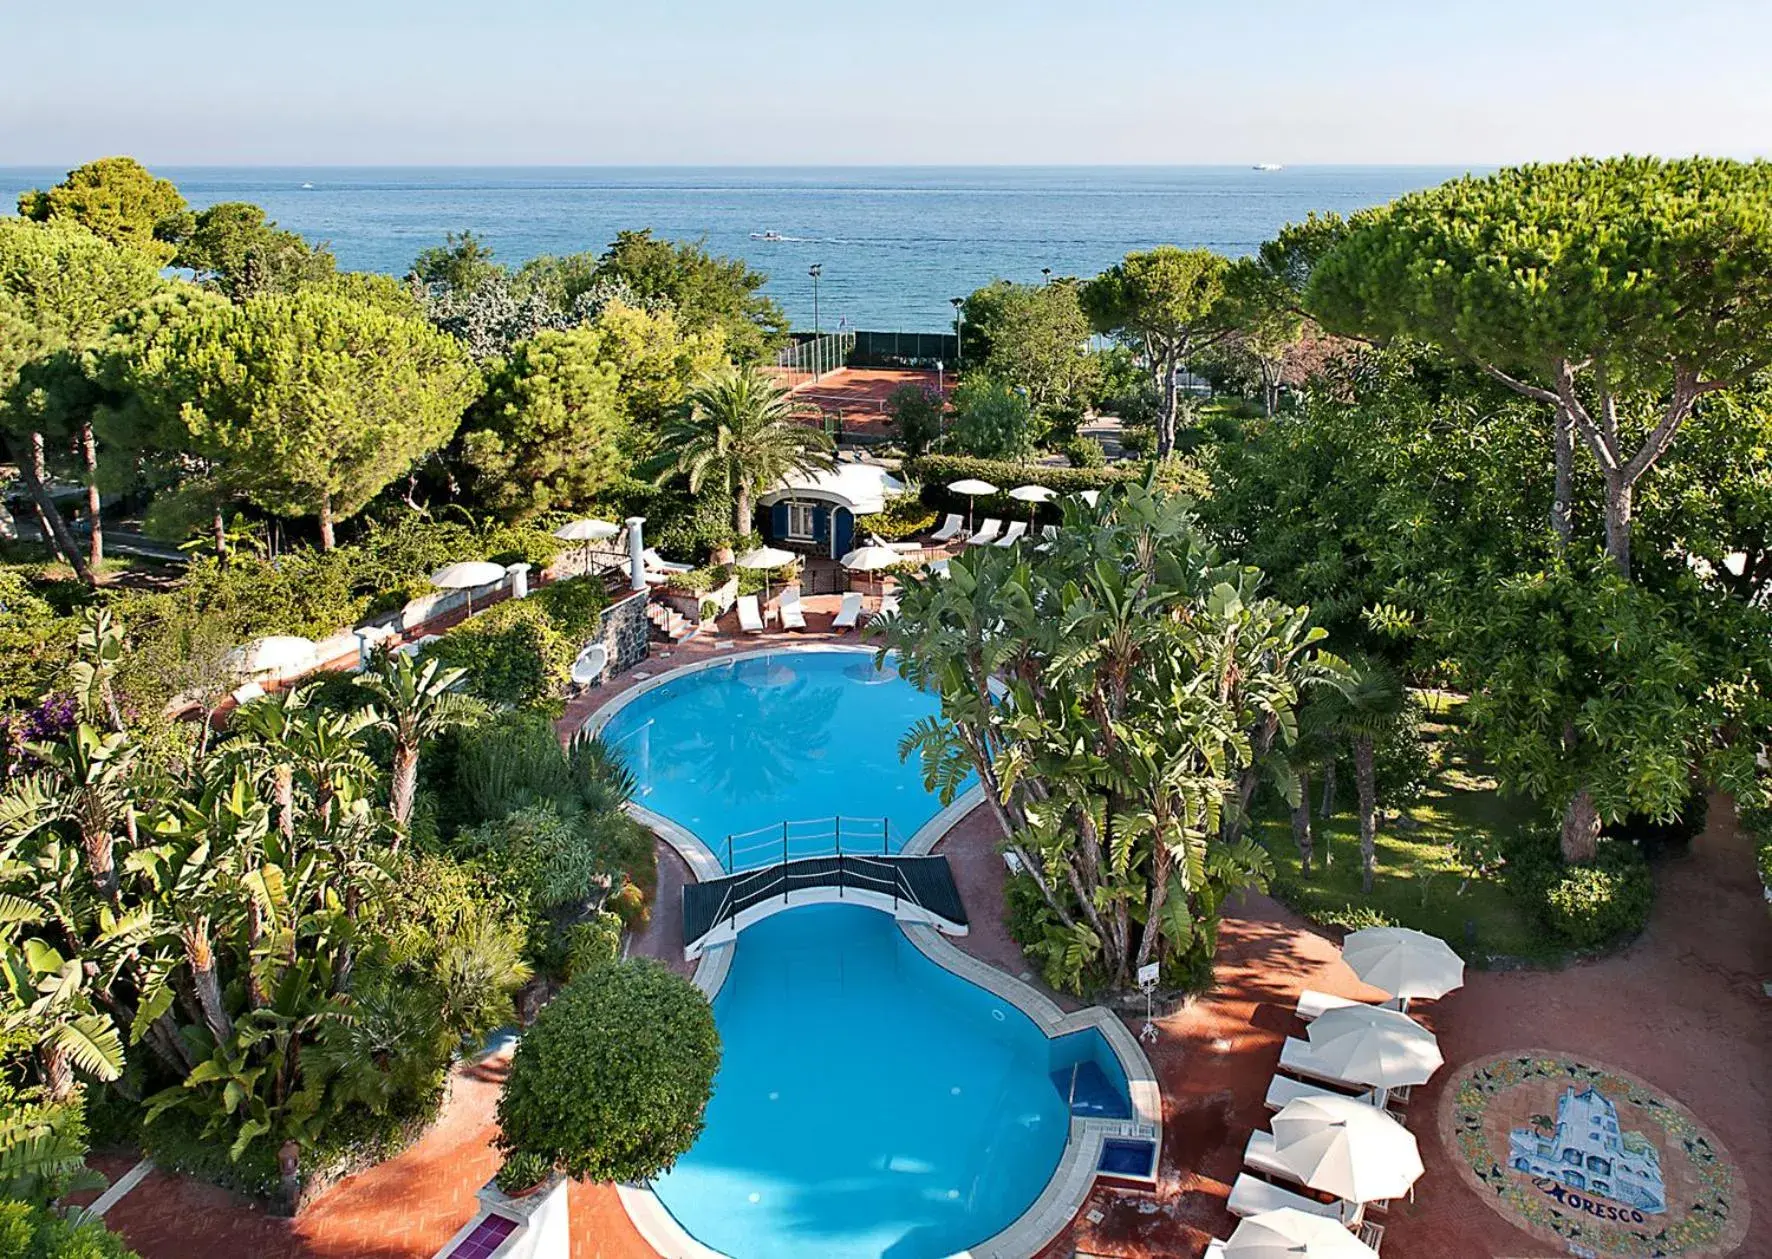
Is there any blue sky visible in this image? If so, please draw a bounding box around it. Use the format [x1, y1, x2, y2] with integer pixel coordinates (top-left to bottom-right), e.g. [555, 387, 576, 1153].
[5, 0, 1769, 165]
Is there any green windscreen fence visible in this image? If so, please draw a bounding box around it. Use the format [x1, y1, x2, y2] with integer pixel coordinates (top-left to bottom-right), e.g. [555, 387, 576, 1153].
[848, 330, 958, 367]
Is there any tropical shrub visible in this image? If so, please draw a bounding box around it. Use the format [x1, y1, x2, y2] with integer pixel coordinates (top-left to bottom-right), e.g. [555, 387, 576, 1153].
[1059, 436, 1106, 468]
[947, 377, 1034, 460]
[1540, 845, 1655, 949]
[420, 599, 571, 707]
[855, 496, 939, 542]
[455, 711, 577, 821]
[531, 577, 607, 643]
[496, 959, 720, 1184]
[1117, 425, 1155, 457]
[0, 1200, 140, 1259]
[566, 911, 624, 977]
[494, 1149, 555, 1197]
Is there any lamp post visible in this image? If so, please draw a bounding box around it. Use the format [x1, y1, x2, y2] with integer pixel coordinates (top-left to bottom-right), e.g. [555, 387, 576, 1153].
[809, 263, 824, 382]
[950, 296, 964, 369]
[1041, 267, 1052, 284]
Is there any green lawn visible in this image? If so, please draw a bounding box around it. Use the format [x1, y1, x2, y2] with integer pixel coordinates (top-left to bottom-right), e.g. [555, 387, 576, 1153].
[1252, 709, 1552, 963]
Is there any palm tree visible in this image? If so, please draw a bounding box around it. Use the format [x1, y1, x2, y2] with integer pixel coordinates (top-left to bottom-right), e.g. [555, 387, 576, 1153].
[662, 365, 834, 537]
[355, 654, 475, 834]
[1333, 657, 1405, 893]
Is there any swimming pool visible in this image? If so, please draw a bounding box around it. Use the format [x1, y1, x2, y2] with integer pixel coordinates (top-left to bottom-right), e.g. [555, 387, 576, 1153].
[650, 904, 1130, 1259]
[596, 647, 972, 869]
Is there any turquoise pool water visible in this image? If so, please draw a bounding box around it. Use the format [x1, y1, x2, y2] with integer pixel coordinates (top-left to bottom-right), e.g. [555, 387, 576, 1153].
[598, 649, 970, 869]
[652, 905, 1125, 1259]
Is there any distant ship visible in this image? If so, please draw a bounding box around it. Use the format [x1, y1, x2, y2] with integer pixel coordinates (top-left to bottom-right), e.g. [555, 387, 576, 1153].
[300, 182, 315, 189]
[1252, 163, 1283, 172]
[750, 230, 785, 241]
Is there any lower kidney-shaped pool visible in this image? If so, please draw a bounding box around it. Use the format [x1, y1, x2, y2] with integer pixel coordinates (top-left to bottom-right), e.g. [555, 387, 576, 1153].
[651, 904, 1130, 1259]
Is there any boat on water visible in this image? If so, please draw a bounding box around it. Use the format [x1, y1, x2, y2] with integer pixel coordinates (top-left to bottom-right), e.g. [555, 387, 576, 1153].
[750, 230, 785, 241]
[300, 181, 315, 189]
[1252, 163, 1283, 172]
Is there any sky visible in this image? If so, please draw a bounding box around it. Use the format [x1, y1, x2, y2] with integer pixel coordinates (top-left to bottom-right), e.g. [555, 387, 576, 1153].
[4, 0, 1771, 166]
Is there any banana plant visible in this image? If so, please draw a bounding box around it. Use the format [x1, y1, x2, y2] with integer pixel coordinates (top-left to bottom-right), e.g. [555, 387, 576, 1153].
[354, 653, 474, 833]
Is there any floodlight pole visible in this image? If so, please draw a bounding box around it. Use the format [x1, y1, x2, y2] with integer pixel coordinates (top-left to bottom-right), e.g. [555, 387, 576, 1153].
[950, 297, 964, 369]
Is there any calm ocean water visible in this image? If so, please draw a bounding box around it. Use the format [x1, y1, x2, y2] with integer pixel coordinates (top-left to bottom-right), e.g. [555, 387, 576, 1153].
[0, 166, 1468, 331]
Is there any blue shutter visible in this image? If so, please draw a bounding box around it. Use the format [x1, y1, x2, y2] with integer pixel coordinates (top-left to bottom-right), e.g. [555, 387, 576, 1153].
[833, 508, 854, 558]
[769, 501, 789, 542]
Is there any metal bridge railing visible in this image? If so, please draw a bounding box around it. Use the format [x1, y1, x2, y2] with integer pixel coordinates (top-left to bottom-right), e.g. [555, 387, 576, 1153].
[723, 814, 890, 872]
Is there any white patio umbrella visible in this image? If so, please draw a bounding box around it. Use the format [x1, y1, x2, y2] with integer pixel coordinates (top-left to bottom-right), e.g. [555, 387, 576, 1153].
[947, 478, 998, 530]
[1224, 1208, 1379, 1259]
[1306, 1003, 1443, 1089]
[736, 545, 797, 607]
[840, 545, 901, 572]
[1007, 483, 1055, 525]
[1271, 1094, 1424, 1204]
[552, 518, 622, 572]
[1340, 925, 1466, 1002]
[230, 635, 318, 681]
[430, 560, 509, 616]
[1077, 489, 1101, 507]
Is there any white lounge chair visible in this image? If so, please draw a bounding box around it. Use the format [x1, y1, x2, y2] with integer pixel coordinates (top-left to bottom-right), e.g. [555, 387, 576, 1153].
[832, 591, 863, 629]
[929, 558, 951, 580]
[737, 595, 765, 634]
[993, 520, 1028, 548]
[779, 587, 806, 630]
[869, 532, 923, 554]
[929, 513, 965, 543]
[873, 592, 900, 622]
[1296, 989, 1405, 1023]
[965, 518, 1003, 546]
[1227, 1172, 1359, 1225]
[1042, 524, 1059, 542]
[642, 547, 693, 574]
[1278, 1036, 1390, 1092]
[1265, 1073, 1381, 1114]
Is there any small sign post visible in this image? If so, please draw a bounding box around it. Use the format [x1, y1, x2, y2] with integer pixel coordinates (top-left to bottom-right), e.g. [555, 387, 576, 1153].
[1137, 962, 1160, 1045]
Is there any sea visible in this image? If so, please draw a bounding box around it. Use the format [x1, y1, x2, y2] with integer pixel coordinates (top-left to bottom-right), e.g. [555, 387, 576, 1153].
[0, 165, 1470, 332]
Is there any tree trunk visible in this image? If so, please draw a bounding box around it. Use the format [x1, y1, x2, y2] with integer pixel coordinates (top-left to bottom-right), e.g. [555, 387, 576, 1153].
[1602, 473, 1633, 577]
[1292, 767, 1314, 877]
[81, 827, 121, 909]
[1156, 347, 1180, 457]
[735, 484, 753, 538]
[273, 764, 294, 840]
[183, 924, 235, 1045]
[80, 420, 102, 571]
[41, 1038, 76, 1103]
[213, 508, 228, 560]
[390, 741, 419, 832]
[1355, 736, 1377, 893]
[317, 493, 335, 551]
[1551, 405, 1574, 551]
[1561, 786, 1600, 863]
[245, 896, 268, 1010]
[1132, 841, 1172, 974]
[1319, 761, 1337, 822]
[6, 432, 93, 583]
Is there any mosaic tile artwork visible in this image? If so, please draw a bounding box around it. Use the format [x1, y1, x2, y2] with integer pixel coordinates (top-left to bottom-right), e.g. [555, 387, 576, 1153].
[1439, 1051, 1746, 1258]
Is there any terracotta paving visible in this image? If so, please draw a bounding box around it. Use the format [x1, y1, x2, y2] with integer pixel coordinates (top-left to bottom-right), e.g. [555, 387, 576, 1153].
[85, 622, 1770, 1258]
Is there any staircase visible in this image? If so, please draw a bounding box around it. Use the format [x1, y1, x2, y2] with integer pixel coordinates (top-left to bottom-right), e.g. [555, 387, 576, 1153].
[645, 601, 694, 642]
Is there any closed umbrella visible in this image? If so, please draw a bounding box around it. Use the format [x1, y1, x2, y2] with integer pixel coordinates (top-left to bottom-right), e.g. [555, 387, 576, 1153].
[430, 560, 509, 616]
[1224, 1208, 1379, 1259]
[947, 478, 998, 531]
[1340, 926, 1465, 1002]
[230, 635, 317, 681]
[552, 518, 622, 573]
[1306, 1003, 1443, 1089]
[736, 545, 797, 607]
[1271, 1094, 1424, 1204]
[1007, 483, 1055, 525]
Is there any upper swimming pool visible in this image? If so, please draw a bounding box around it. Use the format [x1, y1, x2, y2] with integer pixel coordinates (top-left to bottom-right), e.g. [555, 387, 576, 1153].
[596, 647, 971, 870]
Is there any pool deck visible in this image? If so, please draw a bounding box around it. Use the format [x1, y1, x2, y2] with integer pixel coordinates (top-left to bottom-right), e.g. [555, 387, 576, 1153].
[79, 632, 1772, 1259]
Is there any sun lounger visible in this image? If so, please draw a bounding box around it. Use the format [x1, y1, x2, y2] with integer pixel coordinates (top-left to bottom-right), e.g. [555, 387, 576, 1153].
[1264, 1073, 1382, 1113]
[737, 595, 765, 633]
[965, 518, 1003, 546]
[929, 513, 965, 543]
[872, 593, 900, 622]
[868, 532, 923, 554]
[929, 558, 951, 579]
[1244, 1129, 1303, 1185]
[1297, 989, 1404, 1022]
[993, 520, 1028, 548]
[832, 591, 863, 629]
[642, 547, 692, 574]
[1227, 1173, 1358, 1225]
[1278, 1036, 1388, 1092]
[779, 587, 806, 630]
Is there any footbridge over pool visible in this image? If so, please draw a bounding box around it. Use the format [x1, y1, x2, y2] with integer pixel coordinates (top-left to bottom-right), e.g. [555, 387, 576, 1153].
[682, 834, 969, 960]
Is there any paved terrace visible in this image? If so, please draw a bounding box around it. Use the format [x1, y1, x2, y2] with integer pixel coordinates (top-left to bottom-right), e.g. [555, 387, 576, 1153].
[82, 619, 1770, 1259]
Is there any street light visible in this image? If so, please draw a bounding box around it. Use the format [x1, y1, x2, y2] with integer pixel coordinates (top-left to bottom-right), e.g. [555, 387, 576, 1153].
[809, 263, 823, 337]
[1041, 267, 1052, 284]
[950, 296, 964, 369]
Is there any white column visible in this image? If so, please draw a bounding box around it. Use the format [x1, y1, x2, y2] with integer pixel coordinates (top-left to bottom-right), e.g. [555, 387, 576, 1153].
[353, 625, 394, 671]
[625, 516, 647, 592]
[506, 562, 532, 600]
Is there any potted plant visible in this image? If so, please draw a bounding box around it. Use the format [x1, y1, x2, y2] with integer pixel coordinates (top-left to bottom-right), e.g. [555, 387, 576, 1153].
[495, 1150, 555, 1199]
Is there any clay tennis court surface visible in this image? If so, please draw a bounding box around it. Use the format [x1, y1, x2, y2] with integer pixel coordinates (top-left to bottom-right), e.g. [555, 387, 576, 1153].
[775, 366, 953, 436]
